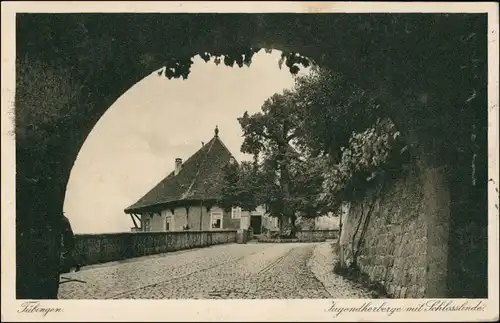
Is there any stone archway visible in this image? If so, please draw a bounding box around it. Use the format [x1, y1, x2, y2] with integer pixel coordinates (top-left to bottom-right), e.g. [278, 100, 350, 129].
[15, 13, 488, 299]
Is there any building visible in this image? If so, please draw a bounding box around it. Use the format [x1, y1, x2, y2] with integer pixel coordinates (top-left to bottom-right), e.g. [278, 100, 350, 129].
[124, 126, 278, 233]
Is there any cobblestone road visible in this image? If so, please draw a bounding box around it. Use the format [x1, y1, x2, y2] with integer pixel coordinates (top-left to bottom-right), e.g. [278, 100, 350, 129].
[58, 242, 373, 299]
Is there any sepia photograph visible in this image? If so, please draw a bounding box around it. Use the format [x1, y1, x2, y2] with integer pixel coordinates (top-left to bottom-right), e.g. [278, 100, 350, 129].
[1, 1, 499, 321]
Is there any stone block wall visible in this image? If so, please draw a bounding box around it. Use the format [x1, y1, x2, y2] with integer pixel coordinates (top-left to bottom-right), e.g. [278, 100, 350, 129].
[339, 160, 449, 298]
[73, 230, 237, 267]
[296, 230, 339, 241]
[259, 229, 339, 242]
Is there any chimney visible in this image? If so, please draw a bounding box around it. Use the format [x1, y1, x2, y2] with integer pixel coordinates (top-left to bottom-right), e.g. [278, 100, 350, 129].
[174, 158, 182, 176]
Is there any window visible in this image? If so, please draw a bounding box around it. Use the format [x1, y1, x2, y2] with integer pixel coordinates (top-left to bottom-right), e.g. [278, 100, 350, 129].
[211, 211, 223, 229]
[143, 218, 151, 232]
[166, 216, 173, 231]
[231, 207, 242, 219]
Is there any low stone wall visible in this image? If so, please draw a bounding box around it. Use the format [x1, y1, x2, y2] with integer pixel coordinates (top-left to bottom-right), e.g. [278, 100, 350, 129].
[258, 237, 326, 243]
[73, 230, 237, 267]
[258, 229, 339, 243]
[296, 229, 339, 241]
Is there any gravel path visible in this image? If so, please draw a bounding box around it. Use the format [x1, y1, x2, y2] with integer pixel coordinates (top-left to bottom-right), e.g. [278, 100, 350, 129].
[58, 242, 373, 299]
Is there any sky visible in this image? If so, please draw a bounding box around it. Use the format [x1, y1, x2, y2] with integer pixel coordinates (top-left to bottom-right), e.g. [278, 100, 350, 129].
[63, 50, 310, 234]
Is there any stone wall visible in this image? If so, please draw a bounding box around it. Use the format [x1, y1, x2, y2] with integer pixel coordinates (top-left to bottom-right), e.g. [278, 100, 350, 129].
[73, 230, 237, 267]
[259, 229, 339, 242]
[339, 160, 451, 298]
[296, 230, 339, 241]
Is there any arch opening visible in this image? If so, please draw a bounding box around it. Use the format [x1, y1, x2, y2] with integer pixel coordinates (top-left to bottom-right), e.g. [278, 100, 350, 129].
[63, 49, 312, 234]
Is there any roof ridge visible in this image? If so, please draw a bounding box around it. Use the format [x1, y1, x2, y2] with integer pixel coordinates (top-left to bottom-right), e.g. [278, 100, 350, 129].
[124, 134, 236, 213]
[126, 138, 211, 207]
[179, 136, 216, 200]
[171, 138, 212, 174]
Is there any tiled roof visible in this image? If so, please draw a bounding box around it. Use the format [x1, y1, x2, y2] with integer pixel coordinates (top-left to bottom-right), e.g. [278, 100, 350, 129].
[124, 133, 235, 214]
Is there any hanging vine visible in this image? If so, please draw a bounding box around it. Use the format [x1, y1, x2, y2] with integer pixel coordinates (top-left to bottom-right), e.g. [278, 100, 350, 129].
[156, 48, 315, 80]
[321, 118, 408, 206]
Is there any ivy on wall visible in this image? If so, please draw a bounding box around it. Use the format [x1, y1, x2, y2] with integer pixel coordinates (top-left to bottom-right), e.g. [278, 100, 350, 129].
[321, 118, 408, 209]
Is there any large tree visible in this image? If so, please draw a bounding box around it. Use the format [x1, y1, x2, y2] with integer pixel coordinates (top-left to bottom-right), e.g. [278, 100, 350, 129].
[239, 92, 300, 236]
[221, 92, 329, 237]
[221, 68, 384, 236]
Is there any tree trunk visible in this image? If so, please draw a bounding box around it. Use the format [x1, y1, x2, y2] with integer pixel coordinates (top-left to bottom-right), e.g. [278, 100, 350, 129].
[339, 210, 343, 239]
[289, 214, 297, 238]
[279, 145, 296, 238]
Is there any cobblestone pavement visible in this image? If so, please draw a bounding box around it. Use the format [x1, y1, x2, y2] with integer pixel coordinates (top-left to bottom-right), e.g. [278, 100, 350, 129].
[58, 242, 373, 299]
[309, 242, 374, 298]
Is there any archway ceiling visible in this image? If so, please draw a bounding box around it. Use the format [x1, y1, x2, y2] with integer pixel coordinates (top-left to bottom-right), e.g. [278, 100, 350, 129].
[17, 13, 481, 94]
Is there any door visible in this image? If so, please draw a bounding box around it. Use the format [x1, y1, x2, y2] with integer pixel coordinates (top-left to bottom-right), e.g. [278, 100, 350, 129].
[250, 215, 262, 234]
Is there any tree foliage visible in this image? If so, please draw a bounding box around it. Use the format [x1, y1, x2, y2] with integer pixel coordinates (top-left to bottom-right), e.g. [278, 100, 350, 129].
[221, 66, 411, 228]
[287, 155, 329, 218]
[157, 49, 315, 80]
[292, 68, 382, 162]
[273, 68, 411, 213]
[239, 92, 302, 156]
[220, 92, 328, 235]
[219, 160, 262, 212]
